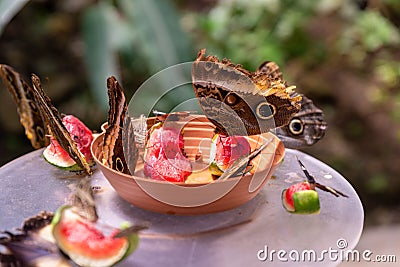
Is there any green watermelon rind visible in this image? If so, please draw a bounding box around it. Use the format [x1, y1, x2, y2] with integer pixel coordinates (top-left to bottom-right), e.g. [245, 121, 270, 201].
[292, 190, 320, 214]
[43, 146, 80, 171]
[282, 189, 320, 214]
[208, 162, 225, 176]
[43, 145, 95, 172]
[52, 206, 139, 267]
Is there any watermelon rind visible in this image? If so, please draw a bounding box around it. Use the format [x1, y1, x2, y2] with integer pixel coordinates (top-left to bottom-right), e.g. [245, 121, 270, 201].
[209, 161, 224, 176]
[43, 145, 95, 172]
[282, 189, 320, 214]
[43, 146, 81, 171]
[281, 189, 295, 212]
[52, 206, 137, 267]
[292, 190, 320, 214]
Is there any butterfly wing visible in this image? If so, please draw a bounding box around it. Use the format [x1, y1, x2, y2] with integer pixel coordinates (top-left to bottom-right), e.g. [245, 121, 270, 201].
[0, 64, 49, 149]
[274, 95, 327, 148]
[256, 61, 327, 148]
[218, 138, 274, 181]
[192, 49, 301, 136]
[102, 76, 134, 174]
[31, 75, 92, 175]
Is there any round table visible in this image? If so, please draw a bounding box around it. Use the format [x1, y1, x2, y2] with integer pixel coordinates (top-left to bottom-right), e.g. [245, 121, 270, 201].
[0, 149, 363, 266]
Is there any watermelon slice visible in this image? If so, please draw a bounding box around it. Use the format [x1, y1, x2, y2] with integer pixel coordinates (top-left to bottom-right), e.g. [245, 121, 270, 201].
[43, 115, 94, 171]
[209, 134, 251, 177]
[282, 182, 320, 214]
[143, 122, 192, 182]
[52, 206, 139, 267]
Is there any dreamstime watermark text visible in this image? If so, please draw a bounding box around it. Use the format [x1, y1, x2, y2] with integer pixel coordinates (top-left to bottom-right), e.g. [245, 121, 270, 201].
[257, 238, 397, 263]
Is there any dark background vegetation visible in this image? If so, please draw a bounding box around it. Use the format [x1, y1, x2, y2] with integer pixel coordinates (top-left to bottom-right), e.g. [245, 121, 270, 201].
[0, 0, 399, 226]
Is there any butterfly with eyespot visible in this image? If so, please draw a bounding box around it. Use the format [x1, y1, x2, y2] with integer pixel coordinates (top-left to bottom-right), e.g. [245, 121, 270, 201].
[0, 64, 92, 175]
[0, 64, 49, 149]
[192, 49, 302, 136]
[103, 76, 142, 175]
[256, 61, 327, 148]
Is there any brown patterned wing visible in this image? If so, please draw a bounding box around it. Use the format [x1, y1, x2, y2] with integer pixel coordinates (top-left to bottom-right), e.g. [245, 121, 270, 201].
[0, 64, 49, 149]
[275, 95, 327, 148]
[103, 76, 135, 174]
[192, 49, 301, 136]
[256, 61, 284, 80]
[256, 61, 327, 148]
[31, 75, 92, 175]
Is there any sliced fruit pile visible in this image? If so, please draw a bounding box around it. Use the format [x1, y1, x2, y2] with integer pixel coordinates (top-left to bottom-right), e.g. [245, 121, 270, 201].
[52, 206, 139, 267]
[43, 115, 94, 171]
[144, 122, 192, 182]
[209, 134, 252, 178]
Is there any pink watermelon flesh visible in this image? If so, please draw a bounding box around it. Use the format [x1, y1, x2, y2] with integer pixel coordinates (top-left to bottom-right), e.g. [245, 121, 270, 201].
[46, 115, 93, 164]
[59, 218, 126, 259]
[284, 182, 311, 210]
[62, 115, 93, 161]
[144, 124, 192, 182]
[213, 134, 251, 170]
[52, 207, 134, 267]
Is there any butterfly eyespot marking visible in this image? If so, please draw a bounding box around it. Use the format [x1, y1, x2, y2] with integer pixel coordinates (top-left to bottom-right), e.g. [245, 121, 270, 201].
[289, 118, 304, 135]
[225, 93, 237, 105]
[115, 157, 124, 172]
[36, 126, 45, 140]
[256, 102, 276, 120]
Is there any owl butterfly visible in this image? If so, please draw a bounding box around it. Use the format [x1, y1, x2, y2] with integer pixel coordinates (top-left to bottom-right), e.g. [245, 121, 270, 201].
[192, 49, 302, 136]
[0, 64, 48, 149]
[257, 61, 327, 148]
[0, 64, 91, 175]
[103, 76, 140, 175]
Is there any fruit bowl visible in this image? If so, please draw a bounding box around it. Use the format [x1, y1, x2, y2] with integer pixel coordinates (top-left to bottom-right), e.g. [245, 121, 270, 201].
[91, 115, 285, 215]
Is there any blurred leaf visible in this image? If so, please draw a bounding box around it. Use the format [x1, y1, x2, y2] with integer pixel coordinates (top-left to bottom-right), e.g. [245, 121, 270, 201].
[118, 0, 193, 73]
[375, 60, 400, 88]
[356, 10, 400, 51]
[82, 2, 123, 111]
[0, 0, 28, 34]
[339, 10, 400, 56]
[117, 0, 196, 112]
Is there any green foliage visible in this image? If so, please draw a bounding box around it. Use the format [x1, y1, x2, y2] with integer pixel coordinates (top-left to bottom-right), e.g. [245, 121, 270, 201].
[186, 0, 324, 70]
[187, 0, 400, 72]
[81, 0, 195, 111]
[366, 173, 389, 193]
[339, 10, 400, 57]
[82, 2, 121, 110]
